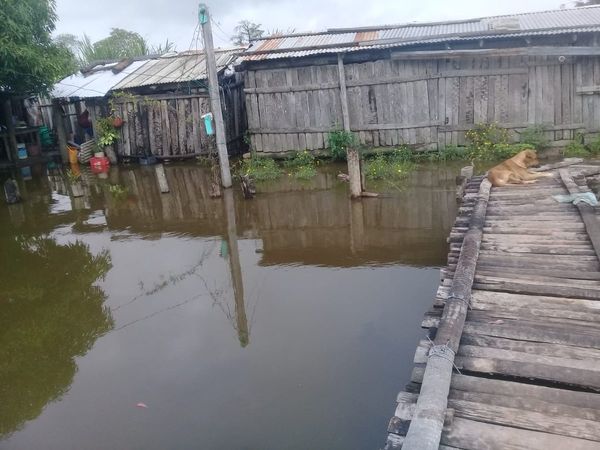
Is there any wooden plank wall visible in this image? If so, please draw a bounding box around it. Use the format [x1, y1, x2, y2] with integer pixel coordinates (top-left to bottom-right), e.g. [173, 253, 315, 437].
[84, 83, 246, 158]
[245, 55, 600, 154]
[108, 95, 212, 157]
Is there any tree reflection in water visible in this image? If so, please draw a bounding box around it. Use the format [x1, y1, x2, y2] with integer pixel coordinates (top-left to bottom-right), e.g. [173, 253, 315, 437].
[0, 236, 113, 438]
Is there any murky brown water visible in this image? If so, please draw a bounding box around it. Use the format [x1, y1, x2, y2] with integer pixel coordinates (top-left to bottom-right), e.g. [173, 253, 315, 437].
[0, 161, 458, 450]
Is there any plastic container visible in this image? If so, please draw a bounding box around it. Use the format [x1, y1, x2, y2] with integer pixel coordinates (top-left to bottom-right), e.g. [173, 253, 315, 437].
[90, 155, 110, 172]
[68, 145, 79, 164]
[17, 143, 27, 159]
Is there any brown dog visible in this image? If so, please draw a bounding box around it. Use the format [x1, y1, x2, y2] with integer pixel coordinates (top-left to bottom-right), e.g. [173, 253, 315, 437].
[487, 149, 552, 187]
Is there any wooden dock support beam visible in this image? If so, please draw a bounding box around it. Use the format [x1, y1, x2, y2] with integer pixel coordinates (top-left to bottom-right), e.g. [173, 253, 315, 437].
[402, 178, 491, 450]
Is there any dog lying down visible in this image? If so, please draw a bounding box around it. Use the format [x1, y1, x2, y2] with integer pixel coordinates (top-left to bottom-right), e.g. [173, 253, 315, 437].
[487, 149, 553, 187]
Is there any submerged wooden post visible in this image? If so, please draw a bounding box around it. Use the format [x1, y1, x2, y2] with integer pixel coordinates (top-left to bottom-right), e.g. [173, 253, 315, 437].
[51, 99, 69, 164]
[402, 178, 491, 450]
[337, 53, 361, 198]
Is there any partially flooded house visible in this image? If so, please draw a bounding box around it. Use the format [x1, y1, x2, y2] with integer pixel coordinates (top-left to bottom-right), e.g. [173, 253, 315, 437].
[50, 48, 246, 159]
[237, 6, 600, 154]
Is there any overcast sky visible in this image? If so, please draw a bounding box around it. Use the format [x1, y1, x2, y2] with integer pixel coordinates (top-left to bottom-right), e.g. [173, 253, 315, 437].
[54, 0, 570, 50]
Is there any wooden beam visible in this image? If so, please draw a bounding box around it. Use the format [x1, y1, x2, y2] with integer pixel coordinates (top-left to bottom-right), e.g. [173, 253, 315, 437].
[391, 46, 600, 60]
[559, 168, 600, 261]
[402, 179, 491, 450]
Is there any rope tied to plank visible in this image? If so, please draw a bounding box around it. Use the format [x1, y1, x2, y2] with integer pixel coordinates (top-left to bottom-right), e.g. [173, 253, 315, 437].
[447, 292, 471, 308]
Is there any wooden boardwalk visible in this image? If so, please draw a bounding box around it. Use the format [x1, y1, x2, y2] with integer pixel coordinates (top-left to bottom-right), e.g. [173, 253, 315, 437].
[385, 163, 600, 449]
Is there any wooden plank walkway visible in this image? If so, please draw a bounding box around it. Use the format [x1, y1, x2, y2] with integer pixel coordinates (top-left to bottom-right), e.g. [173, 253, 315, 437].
[385, 165, 600, 450]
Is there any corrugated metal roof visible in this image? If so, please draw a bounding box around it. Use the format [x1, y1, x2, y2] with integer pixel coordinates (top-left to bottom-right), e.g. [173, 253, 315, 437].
[51, 60, 148, 98]
[241, 6, 600, 61]
[113, 48, 241, 90]
[51, 48, 242, 99]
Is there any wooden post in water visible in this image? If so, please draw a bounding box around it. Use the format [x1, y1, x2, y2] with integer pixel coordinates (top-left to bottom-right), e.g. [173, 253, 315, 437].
[199, 4, 232, 188]
[51, 100, 69, 164]
[337, 53, 361, 198]
[402, 179, 491, 450]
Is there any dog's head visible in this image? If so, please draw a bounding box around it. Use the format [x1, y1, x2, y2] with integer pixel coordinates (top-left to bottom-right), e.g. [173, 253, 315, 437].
[514, 149, 540, 167]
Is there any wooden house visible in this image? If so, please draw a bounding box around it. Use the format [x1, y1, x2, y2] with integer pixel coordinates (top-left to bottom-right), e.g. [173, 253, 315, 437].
[50, 48, 246, 160]
[237, 6, 600, 154]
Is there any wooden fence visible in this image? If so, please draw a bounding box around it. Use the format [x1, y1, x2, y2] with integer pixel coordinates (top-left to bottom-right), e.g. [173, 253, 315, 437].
[244, 54, 600, 154]
[84, 79, 246, 158]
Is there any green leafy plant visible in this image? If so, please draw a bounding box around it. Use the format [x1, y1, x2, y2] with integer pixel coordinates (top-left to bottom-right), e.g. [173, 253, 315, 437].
[108, 184, 128, 199]
[328, 130, 357, 161]
[519, 125, 549, 150]
[465, 123, 510, 160]
[491, 143, 531, 160]
[563, 141, 589, 157]
[364, 148, 415, 181]
[587, 135, 600, 155]
[96, 117, 119, 148]
[283, 150, 318, 179]
[238, 155, 282, 181]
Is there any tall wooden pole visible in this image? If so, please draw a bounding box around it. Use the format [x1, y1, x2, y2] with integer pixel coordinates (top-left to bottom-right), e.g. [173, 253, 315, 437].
[2, 98, 17, 162]
[199, 4, 232, 188]
[337, 54, 361, 198]
[51, 99, 69, 164]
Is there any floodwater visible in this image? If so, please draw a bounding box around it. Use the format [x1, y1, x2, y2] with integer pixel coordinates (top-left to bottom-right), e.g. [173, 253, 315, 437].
[0, 161, 458, 450]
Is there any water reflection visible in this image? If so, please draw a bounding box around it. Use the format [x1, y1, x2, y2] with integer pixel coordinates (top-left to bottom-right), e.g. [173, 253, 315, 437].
[98, 163, 457, 267]
[0, 161, 459, 450]
[0, 234, 113, 437]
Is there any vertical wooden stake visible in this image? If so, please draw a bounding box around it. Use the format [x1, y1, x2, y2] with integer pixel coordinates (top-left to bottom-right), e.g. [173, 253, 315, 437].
[51, 99, 69, 164]
[2, 99, 17, 162]
[199, 4, 232, 188]
[337, 53, 361, 198]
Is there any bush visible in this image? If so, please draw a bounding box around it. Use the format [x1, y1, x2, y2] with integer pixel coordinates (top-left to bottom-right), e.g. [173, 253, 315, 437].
[588, 136, 600, 155]
[284, 150, 318, 179]
[465, 123, 510, 160]
[519, 125, 548, 150]
[563, 141, 589, 157]
[364, 148, 414, 181]
[239, 156, 282, 181]
[491, 143, 531, 160]
[328, 130, 357, 161]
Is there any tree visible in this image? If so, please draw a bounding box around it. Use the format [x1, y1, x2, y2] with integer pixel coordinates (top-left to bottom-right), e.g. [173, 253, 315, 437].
[0, 0, 74, 94]
[59, 29, 175, 68]
[231, 20, 265, 46]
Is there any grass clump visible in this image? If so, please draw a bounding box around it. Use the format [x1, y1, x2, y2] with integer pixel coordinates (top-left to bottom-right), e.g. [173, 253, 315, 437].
[562, 133, 600, 158]
[328, 129, 357, 161]
[283, 150, 318, 180]
[364, 148, 414, 181]
[239, 155, 282, 181]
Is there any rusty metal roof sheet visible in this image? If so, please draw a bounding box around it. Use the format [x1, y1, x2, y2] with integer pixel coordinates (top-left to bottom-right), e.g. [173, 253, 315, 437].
[240, 6, 600, 61]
